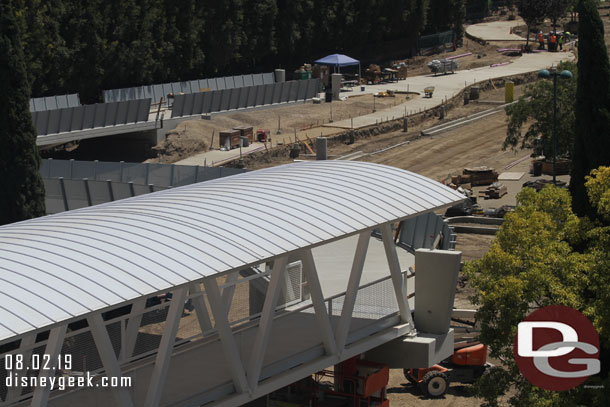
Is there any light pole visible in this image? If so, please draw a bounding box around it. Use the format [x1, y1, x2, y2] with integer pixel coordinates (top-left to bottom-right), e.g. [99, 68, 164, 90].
[538, 68, 573, 184]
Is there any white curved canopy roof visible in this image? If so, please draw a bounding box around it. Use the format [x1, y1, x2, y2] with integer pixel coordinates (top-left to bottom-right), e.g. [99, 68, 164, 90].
[0, 161, 464, 343]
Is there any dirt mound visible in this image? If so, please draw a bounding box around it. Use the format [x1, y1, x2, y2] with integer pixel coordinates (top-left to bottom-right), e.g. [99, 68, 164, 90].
[153, 122, 210, 163]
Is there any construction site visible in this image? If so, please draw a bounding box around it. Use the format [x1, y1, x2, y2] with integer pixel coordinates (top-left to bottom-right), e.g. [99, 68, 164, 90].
[0, 3, 598, 407]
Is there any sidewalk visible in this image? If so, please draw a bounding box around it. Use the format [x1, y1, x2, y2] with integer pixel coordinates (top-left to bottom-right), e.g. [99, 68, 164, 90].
[466, 18, 528, 42]
[324, 50, 573, 130]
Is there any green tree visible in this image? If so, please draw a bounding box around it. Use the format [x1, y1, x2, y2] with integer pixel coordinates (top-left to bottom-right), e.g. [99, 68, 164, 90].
[465, 168, 610, 406]
[159, 0, 205, 81]
[452, 0, 466, 45]
[241, 0, 277, 71]
[546, 0, 571, 33]
[516, 0, 548, 48]
[425, 0, 465, 46]
[275, 0, 313, 68]
[63, 0, 105, 103]
[200, 0, 244, 74]
[571, 0, 610, 217]
[16, 0, 70, 96]
[503, 61, 577, 158]
[0, 2, 46, 225]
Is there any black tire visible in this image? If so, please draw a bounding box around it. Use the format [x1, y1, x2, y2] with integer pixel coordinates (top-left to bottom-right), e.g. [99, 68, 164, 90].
[421, 371, 449, 398]
[403, 368, 419, 385]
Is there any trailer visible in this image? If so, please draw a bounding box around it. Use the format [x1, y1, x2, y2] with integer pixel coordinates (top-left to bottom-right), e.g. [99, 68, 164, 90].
[427, 59, 458, 75]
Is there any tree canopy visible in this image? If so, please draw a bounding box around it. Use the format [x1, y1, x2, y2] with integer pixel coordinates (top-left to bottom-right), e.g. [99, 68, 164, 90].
[516, 0, 548, 47]
[546, 0, 572, 32]
[571, 0, 610, 216]
[466, 168, 610, 406]
[503, 61, 577, 158]
[7, 0, 468, 103]
[0, 2, 46, 225]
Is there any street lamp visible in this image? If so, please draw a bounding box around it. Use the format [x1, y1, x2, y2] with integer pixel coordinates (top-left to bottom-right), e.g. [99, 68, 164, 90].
[538, 68, 573, 184]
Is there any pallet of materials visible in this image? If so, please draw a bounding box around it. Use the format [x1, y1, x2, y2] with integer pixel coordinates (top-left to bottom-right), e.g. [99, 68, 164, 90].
[478, 182, 508, 199]
[427, 59, 458, 75]
[462, 167, 499, 186]
[396, 65, 408, 80]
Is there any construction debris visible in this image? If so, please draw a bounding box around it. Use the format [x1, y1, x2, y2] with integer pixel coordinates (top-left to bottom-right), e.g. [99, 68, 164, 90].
[463, 167, 499, 186]
[479, 182, 508, 199]
[451, 167, 499, 187]
[522, 179, 567, 192]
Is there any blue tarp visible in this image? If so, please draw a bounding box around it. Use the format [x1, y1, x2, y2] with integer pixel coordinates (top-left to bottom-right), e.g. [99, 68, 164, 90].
[314, 54, 360, 67]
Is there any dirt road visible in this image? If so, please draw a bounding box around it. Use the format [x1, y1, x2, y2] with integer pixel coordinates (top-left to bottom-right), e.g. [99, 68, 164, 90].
[366, 110, 526, 181]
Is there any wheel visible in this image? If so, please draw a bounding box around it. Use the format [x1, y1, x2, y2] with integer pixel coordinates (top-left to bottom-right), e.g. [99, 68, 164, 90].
[420, 371, 449, 397]
[403, 368, 419, 385]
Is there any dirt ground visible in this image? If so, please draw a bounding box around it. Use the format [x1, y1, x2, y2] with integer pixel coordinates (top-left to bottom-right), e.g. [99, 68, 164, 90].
[242, 83, 529, 173]
[365, 108, 528, 181]
[149, 94, 411, 163]
[150, 15, 532, 165]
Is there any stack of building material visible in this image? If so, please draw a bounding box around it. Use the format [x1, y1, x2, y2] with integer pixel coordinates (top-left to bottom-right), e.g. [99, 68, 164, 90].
[233, 126, 254, 143]
[462, 167, 499, 186]
[450, 167, 498, 187]
[479, 182, 508, 199]
[427, 59, 458, 75]
[397, 65, 408, 80]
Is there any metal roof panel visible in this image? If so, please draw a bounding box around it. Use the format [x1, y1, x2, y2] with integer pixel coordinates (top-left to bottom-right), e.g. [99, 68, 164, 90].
[0, 161, 465, 343]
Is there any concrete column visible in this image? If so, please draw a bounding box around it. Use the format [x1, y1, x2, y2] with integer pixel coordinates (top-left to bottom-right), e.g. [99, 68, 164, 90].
[274, 69, 286, 83]
[316, 137, 327, 160]
[414, 249, 461, 334]
[331, 73, 341, 100]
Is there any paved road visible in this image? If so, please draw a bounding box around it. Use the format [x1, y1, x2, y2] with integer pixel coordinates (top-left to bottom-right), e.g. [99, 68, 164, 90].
[466, 17, 528, 42]
[323, 50, 573, 130]
[177, 142, 269, 166]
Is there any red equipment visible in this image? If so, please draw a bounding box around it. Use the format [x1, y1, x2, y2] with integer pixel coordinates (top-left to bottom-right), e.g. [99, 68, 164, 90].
[256, 129, 270, 142]
[404, 343, 490, 398]
[311, 356, 390, 407]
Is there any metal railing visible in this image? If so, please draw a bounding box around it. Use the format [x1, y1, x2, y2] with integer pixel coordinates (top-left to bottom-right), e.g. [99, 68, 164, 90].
[0, 270, 407, 405]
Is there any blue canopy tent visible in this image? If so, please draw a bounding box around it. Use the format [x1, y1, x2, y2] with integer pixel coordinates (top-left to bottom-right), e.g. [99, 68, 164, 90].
[314, 53, 361, 82]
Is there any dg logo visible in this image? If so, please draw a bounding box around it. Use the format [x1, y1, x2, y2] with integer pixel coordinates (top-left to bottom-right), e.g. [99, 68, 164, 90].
[513, 305, 600, 391]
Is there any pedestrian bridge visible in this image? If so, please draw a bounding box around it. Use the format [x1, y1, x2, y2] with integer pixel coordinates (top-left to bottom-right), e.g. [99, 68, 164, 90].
[0, 161, 465, 407]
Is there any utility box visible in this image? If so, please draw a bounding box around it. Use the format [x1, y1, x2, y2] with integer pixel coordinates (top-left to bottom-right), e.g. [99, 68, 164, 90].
[219, 129, 241, 149]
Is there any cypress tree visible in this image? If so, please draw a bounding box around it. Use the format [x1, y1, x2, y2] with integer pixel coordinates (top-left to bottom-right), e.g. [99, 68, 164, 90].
[0, 2, 46, 225]
[571, 0, 610, 216]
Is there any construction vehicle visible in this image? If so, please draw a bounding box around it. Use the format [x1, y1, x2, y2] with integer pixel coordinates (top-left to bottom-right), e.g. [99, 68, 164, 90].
[404, 343, 490, 397]
[266, 356, 390, 406]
